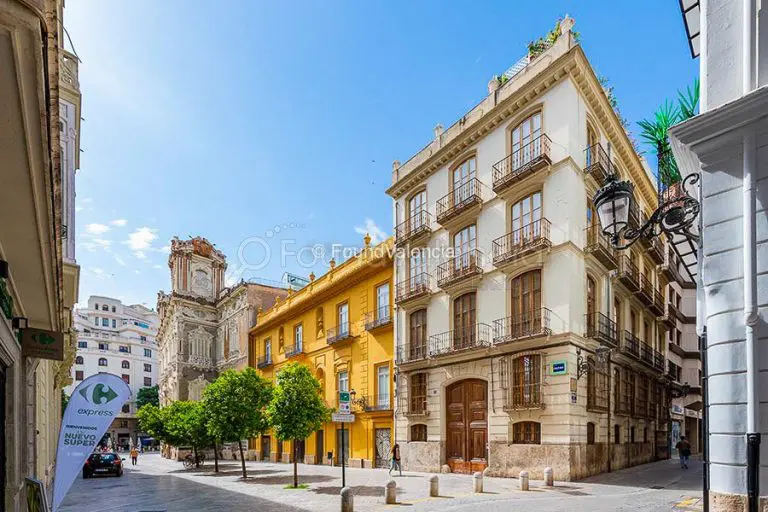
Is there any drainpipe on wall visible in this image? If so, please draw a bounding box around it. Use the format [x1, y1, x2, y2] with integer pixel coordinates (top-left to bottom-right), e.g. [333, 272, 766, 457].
[742, 1, 760, 510]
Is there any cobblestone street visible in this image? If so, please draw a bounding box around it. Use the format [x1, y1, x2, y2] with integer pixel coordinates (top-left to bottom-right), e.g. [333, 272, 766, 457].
[59, 454, 704, 511]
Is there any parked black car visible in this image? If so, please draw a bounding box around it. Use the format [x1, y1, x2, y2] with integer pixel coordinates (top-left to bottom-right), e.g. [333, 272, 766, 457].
[83, 453, 124, 478]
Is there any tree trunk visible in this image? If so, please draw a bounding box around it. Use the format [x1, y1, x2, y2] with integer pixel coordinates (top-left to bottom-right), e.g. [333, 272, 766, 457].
[214, 440, 219, 473]
[194, 445, 199, 468]
[238, 440, 247, 479]
[293, 442, 298, 488]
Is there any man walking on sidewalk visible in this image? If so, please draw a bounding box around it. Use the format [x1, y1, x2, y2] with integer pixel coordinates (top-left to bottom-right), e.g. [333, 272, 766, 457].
[675, 436, 691, 469]
[130, 446, 139, 466]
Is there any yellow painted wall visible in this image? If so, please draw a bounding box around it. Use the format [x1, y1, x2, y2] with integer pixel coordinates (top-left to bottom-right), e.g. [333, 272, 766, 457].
[249, 239, 394, 468]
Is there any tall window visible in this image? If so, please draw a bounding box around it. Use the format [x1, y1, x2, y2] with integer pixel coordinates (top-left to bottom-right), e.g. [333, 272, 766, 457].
[295, 324, 303, 351]
[512, 112, 542, 169]
[144, 363, 152, 372]
[111, 319, 116, 328]
[587, 360, 608, 411]
[94, 317, 99, 326]
[614, 298, 622, 332]
[513, 421, 541, 444]
[410, 424, 427, 442]
[409, 249, 428, 286]
[453, 224, 477, 270]
[511, 270, 542, 335]
[409, 309, 427, 359]
[614, 368, 622, 412]
[630, 310, 638, 336]
[122, 374, 130, 384]
[511, 192, 542, 243]
[377, 365, 390, 408]
[337, 303, 349, 336]
[264, 338, 272, 361]
[337, 371, 349, 393]
[376, 283, 390, 320]
[75, 371, 83, 381]
[614, 425, 621, 444]
[586, 123, 599, 166]
[408, 190, 427, 228]
[95, 303, 99, 310]
[102, 318, 108, 327]
[512, 354, 541, 408]
[98, 358, 108, 367]
[452, 157, 477, 205]
[624, 369, 635, 415]
[315, 307, 324, 337]
[102, 304, 108, 311]
[121, 360, 130, 369]
[453, 292, 477, 348]
[587, 422, 596, 445]
[644, 321, 651, 346]
[112, 306, 116, 312]
[144, 348, 151, 358]
[144, 377, 152, 387]
[75, 356, 83, 364]
[410, 374, 427, 414]
[587, 276, 596, 326]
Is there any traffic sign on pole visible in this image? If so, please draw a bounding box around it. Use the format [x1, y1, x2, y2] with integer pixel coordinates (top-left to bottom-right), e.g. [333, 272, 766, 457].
[332, 413, 355, 423]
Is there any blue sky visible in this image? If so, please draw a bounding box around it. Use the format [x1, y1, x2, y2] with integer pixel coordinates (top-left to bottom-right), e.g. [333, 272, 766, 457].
[66, 0, 698, 308]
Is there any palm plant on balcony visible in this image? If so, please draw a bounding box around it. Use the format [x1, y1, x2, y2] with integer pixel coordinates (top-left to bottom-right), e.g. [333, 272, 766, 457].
[637, 79, 700, 187]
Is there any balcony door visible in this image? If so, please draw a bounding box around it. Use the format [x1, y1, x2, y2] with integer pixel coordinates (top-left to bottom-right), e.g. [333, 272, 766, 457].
[410, 310, 427, 360]
[453, 225, 477, 272]
[586, 123, 598, 166]
[377, 365, 390, 409]
[337, 303, 349, 337]
[453, 292, 476, 349]
[452, 157, 476, 206]
[586, 276, 596, 334]
[511, 270, 541, 337]
[512, 112, 542, 169]
[511, 192, 542, 246]
[409, 249, 427, 288]
[409, 190, 427, 228]
[265, 339, 271, 361]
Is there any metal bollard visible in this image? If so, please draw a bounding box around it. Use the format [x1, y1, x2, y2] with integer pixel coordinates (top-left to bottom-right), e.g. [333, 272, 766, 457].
[341, 487, 353, 512]
[385, 479, 397, 504]
[519, 470, 529, 491]
[429, 475, 439, 497]
[544, 467, 553, 487]
[473, 471, 483, 493]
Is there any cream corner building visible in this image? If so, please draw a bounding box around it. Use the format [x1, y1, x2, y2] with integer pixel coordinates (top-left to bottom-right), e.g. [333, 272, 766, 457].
[389, 17, 686, 480]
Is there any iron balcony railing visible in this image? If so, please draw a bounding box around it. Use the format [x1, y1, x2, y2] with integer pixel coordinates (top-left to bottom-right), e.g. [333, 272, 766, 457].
[358, 394, 393, 412]
[436, 178, 484, 225]
[256, 355, 272, 369]
[492, 219, 551, 265]
[493, 308, 551, 344]
[327, 322, 352, 345]
[584, 224, 618, 268]
[365, 306, 393, 331]
[395, 272, 432, 304]
[651, 287, 665, 315]
[395, 210, 432, 246]
[618, 255, 640, 289]
[640, 343, 654, 365]
[507, 383, 543, 410]
[622, 331, 641, 359]
[649, 236, 665, 264]
[654, 351, 665, 371]
[284, 343, 304, 358]
[396, 342, 428, 364]
[428, 323, 492, 357]
[584, 143, 614, 186]
[636, 274, 654, 304]
[585, 312, 618, 348]
[436, 249, 483, 287]
[492, 134, 552, 192]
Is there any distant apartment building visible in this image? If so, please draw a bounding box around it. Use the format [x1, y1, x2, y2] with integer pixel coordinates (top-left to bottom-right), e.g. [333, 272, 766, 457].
[388, 17, 678, 480]
[66, 296, 159, 449]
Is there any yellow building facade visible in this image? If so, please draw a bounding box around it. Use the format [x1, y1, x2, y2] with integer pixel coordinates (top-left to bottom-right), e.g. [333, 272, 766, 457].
[249, 237, 394, 468]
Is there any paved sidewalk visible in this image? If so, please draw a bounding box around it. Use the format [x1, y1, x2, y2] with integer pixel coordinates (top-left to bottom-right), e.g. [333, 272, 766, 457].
[59, 453, 703, 511]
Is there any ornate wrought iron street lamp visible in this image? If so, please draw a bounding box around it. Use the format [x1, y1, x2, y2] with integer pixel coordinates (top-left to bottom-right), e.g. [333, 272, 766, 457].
[576, 346, 611, 380]
[593, 173, 701, 250]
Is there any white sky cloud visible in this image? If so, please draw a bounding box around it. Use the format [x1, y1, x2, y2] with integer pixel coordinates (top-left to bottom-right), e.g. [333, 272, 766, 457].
[85, 223, 110, 235]
[354, 218, 387, 245]
[125, 227, 158, 251]
[133, 251, 146, 259]
[115, 255, 126, 266]
[110, 219, 128, 227]
[152, 264, 163, 269]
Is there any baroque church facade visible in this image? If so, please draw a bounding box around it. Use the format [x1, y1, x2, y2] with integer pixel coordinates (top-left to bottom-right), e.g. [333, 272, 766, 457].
[156, 237, 287, 405]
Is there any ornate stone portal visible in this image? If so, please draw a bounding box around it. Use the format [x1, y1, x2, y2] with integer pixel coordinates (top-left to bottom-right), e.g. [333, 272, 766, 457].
[156, 236, 288, 405]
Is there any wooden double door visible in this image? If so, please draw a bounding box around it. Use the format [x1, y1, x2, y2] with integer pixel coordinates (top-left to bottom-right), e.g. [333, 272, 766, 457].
[446, 379, 488, 474]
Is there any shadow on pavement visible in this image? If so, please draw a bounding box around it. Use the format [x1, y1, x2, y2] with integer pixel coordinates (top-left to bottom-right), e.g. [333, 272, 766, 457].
[311, 485, 384, 497]
[241, 474, 335, 485]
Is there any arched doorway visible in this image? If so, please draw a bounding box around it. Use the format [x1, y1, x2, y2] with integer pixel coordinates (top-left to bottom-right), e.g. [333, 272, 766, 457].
[446, 379, 488, 473]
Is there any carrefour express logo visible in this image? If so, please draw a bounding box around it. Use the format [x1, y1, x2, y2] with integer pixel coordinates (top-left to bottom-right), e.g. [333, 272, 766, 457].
[79, 384, 118, 405]
[31, 332, 56, 345]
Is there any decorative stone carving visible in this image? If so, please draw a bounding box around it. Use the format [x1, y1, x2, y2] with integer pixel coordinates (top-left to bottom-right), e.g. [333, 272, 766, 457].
[188, 375, 209, 401]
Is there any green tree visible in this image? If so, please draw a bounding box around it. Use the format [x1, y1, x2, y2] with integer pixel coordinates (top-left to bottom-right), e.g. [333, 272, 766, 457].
[267, 362, 331, 488]
[136, 385, 159, 408]
[203, 368, 273, 479]
[137, 403, 167, 443]
[163, 401, 212, 468]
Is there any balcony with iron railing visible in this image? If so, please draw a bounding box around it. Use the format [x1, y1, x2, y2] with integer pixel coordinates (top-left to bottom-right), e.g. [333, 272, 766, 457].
[365, 306, 393, 332]
[437, 250, 483, 289]
[650, 287, 665, 316]
[327, 322, 354, 345]
[629, 201, 641, 230]
[395, 272, 432, 305]
[504, 383, 543, 411]
[492, 219, 551, 268]
[648, 236, 665, 264]
[584, 312, 618, 348]
[654, 351, 665, 371]
[640, 343, 655, 366]
[395, 210, 432, 247]
[429, 323, 492, 358]
[493, 308, 551, 345]
[435, 178, 485, 227]
[621, 331, 641, 359]
[284, 343, 304, 358]
[583, 143, 614, 186]
[659, 302, 678, 329]
[668, 360, 682, 382]
[492, 135, 552, 195]
[635, 274, 654, 306]
[357, 394, 393, 412]
[617, 255, 640, 291]
[256, 355, 272, 369]
[584, 225, 618, 270]
[396, 342, 428, 364]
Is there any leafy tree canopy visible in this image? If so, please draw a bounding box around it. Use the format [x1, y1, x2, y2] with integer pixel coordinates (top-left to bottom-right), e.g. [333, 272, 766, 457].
[202, 367, 273, 443]
[163, 400, 211, 450]
[267, 362, 330, 442]
[137, 403, 167, 443]
[136, 385, 159, 409]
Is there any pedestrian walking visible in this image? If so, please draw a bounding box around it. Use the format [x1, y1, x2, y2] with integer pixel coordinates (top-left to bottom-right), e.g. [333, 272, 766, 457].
[675, 436, 691, 469]
[130, 446, 139, 466]
[388, 443, 402, 476]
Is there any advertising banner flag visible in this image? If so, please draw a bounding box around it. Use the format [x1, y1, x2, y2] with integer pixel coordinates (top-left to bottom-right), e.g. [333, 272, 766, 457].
[52, 373, 131, 511]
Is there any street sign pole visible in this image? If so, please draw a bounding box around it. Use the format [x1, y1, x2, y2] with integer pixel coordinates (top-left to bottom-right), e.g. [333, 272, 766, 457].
[341, 422, 345, 487]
